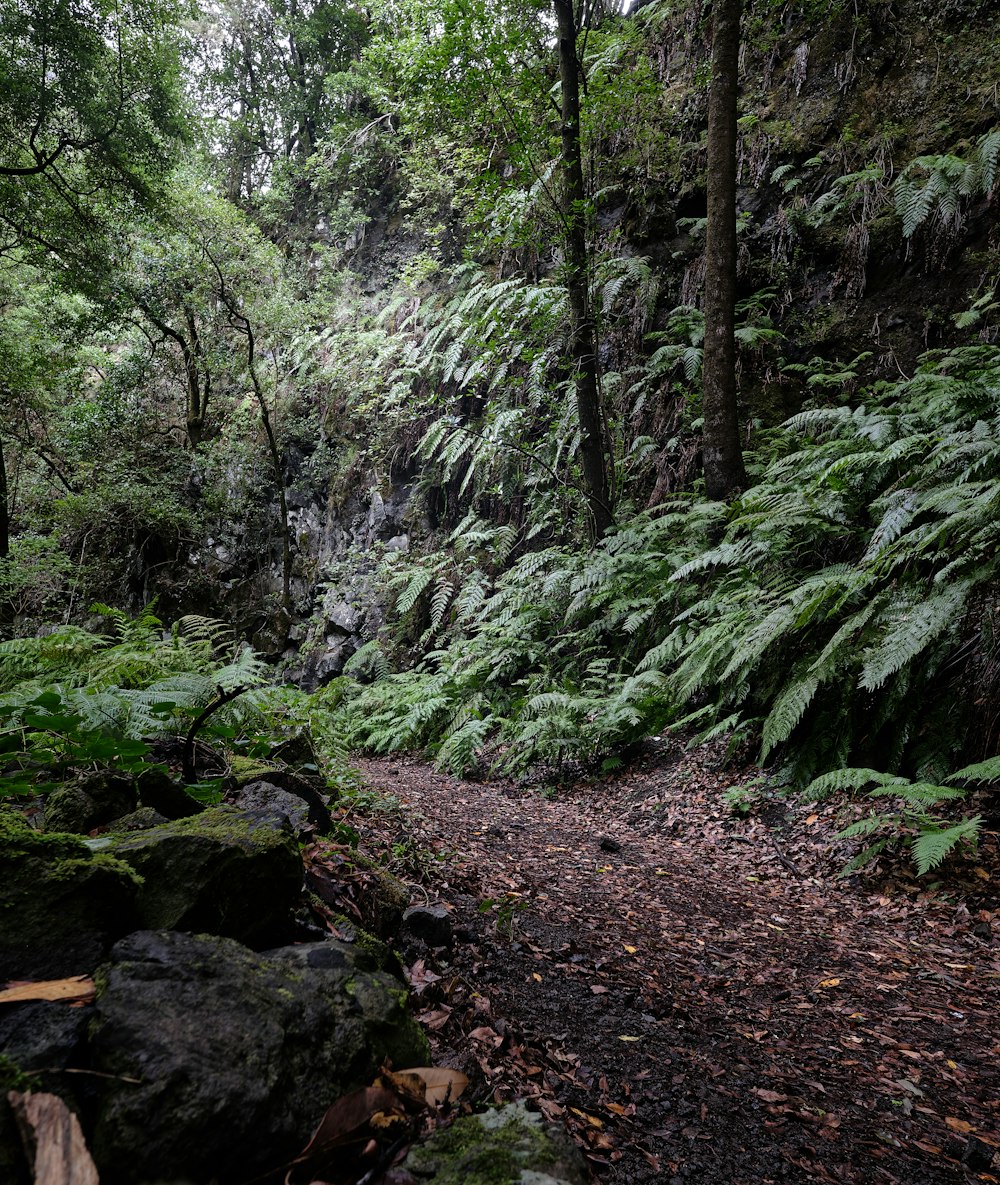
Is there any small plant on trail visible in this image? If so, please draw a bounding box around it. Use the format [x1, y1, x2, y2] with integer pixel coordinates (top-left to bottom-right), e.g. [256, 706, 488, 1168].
[479, 893, 528, 940]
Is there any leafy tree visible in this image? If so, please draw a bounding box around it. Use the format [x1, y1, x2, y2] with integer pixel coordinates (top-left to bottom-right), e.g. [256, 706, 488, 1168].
[193, 0, 369, 205]
[0, 0, 187, 275]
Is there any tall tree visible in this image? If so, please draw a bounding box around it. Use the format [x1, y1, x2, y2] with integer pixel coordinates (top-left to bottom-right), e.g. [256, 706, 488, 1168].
[701, 0, 747, 501]
[195, 0, 369, 204]
[0, 0, 187, 273]
[554, 0, 614, 541]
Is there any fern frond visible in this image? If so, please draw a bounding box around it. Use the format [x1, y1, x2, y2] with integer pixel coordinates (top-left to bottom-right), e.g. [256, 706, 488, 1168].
[911, 816, 981, 875]
[806, 767, 907, 799]
[859, 580, 971, 690]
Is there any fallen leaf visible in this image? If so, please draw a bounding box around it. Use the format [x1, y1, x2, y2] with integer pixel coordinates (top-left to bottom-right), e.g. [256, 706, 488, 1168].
[622, 945, 638, 954]
[945, 1117, 976, 1134]
[416, 1008, 452, 1031]
[618, 1035, 642, 1042]
[468, 1026, 502, 1046]
[0, 977, 96, 1006]
[289, 1083, 402, 1171]
[752, 1089, 789, 1104]
[405, 1067, 469, 1106]
[8, 1090, 99, 1185]
[818, 978, 841, 988]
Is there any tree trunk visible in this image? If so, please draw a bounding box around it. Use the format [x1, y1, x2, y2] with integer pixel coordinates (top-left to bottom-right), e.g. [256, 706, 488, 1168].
[702, 0, 747, 502]
[140, 306, 208, 448]
[554, 0, 614, 542]
[0, 437, 8, 560]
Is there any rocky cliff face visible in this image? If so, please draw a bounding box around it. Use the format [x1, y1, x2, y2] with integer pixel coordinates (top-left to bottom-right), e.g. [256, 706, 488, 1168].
[150, 0, 999, 675]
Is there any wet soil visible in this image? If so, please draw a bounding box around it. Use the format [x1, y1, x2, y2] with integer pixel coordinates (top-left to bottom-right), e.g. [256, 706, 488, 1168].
[351, 739, 1000, 1185]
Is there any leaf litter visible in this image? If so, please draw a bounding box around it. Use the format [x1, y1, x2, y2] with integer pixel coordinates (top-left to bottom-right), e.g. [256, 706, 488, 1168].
[344, 738, 1000, 1185]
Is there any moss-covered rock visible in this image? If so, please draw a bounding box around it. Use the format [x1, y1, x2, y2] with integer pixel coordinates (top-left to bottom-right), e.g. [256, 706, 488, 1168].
[283, 908, 403, 978]
[106, 805, 303, 948]
[403, 1103, 586, 1185]
[90, 929, 429, 1184]
[0, 810, 140, 978]
[42, 771, 137, 833]
[305, 845, 409, 940]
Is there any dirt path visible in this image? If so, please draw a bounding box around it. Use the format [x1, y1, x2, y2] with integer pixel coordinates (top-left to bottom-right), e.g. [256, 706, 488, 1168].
[353, 742, 1000, 1185]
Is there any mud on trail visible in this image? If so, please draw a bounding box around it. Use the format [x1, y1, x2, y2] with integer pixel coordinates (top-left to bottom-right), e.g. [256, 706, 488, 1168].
[353, 741, 1000, 1185]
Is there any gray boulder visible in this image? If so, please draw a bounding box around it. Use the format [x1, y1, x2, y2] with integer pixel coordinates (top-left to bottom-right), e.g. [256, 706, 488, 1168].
[0, 810, 140, 978]
[89, 930, 429, 1183]
[106, 805, 302, 948]
[43, 771, 137, 833]
[229, 770, 332, 835]
[403, 1102, 587, 1185]
[402, 904, 454, 947]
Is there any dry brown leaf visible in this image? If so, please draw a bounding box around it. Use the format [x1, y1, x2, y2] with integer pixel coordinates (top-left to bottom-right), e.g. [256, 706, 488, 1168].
[405, 1067, 470, 1106]
[0, 977, 96, 1006]
[378, 1070, 427, 1108]
[416, 1008, 451, 1031]
[752, 1088, 789, 1104]
[8, 1091, 99, 1185]
[286, 1082, 401, 1180]
[945, 1117, 976, 1134]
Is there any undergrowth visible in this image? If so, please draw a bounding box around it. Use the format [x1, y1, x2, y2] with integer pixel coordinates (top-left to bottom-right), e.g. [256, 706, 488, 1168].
[328, 343, 1000, 873]
[0, 606, 344, 800]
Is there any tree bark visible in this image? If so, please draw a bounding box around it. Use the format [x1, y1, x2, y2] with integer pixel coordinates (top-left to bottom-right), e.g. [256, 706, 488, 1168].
[554, 0, 614, 542]
[206, 254, 293, 615]
[140, 305, 209, 448]
[0, 436, 9, 559]
[702, 0, 747, 501]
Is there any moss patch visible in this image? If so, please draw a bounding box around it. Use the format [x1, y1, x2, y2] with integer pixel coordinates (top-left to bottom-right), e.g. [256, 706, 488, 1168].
[0, 809, 143, 978]
[404, 1104, 584, 1185]
[106, 805, 302, 947]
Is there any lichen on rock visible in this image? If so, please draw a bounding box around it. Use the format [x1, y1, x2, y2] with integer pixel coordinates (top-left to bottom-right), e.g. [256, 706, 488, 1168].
[403, 1103, 587, 1185]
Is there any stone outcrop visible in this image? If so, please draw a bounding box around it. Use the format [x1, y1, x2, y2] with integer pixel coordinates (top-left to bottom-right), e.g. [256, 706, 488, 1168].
[0, 811, 140, 979]
[105, 805, 303, 948]
[89, 930, 429, 1183]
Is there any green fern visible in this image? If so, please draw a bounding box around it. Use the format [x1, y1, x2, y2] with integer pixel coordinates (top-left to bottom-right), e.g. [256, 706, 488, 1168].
[911, 817, 982, 875]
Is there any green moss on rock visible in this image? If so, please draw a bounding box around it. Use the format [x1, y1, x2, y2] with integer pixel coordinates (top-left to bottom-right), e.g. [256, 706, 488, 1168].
[106, 805, 303, 947]
[0, 810, 141, 978]
[403, 1104, 585, 1185]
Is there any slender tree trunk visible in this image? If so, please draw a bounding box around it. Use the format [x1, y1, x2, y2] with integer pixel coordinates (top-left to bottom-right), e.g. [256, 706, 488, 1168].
[702, 0, 747, 501]
[140, 305, 208, 448]
[0, 436, 8, 560]
[0, 436, 12, 638]
[554, 0, 613, 542]
[246, 344, 292, 615]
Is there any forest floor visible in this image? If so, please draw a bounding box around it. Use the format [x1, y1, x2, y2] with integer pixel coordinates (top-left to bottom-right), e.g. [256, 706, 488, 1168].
[350, 739, 1000, 1185]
